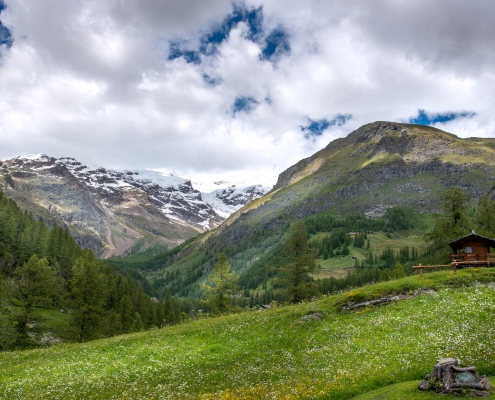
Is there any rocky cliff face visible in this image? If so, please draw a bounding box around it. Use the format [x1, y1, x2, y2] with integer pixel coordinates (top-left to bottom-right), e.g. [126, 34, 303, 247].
[0, 155, 267, 257]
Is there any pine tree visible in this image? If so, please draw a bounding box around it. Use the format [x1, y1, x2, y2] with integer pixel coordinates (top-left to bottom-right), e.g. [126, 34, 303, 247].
[201, 253, 239, 314]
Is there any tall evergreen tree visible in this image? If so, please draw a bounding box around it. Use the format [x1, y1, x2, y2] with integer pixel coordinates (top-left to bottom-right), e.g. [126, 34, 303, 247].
[276, 222, 316, 304]
[201, 253, 238, 314]
[163, 289, 176, 324]
[70, 251, 108, 341]
[424, 187, 471, 260]
[474, 195, 495, 236]
[9, 255, 62, 345]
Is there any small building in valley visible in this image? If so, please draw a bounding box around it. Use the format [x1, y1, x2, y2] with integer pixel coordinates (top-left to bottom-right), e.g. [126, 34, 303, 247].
[449, 230, 495, 265]
[413, 230, 495, 275]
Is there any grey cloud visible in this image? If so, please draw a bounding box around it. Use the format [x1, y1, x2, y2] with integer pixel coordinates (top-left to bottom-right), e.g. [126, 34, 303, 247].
[348, 0, 495, 77]
[109, 0, 233, 37]
[1, 0, 494, 185]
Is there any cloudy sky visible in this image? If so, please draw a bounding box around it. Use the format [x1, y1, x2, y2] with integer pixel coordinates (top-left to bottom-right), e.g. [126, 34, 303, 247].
[0, 0, 494, 187]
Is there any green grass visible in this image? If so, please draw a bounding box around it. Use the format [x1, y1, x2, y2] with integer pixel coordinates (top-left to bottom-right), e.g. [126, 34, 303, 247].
[351, 378, 495, 399]
[1, 269, 495, 399]
[311, 232, 427, 279]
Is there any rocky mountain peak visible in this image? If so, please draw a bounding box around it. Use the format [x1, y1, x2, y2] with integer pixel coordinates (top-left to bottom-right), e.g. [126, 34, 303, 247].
[0, 154, 268, 256]
[347, 121, 409, 144]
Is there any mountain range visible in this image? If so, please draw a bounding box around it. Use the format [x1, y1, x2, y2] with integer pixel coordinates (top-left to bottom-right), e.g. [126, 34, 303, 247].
[140, 121, 495, 295]
[2, 121, 495, 272]
[0, 154, 268, 257]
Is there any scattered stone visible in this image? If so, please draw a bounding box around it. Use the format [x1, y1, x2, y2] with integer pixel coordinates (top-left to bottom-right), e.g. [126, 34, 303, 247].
[40, 332, 63, 346]
[341, 290, 435, 311]
[342, 295, 399, 310]
[300, 312, 324, 321]
[481, 377, 493, 391]
[418, 358, 492, 396]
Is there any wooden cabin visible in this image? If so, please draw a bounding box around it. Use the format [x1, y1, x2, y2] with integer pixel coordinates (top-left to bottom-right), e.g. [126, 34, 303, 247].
[413, 230, 495, 275]
[449, 230, 495, 266]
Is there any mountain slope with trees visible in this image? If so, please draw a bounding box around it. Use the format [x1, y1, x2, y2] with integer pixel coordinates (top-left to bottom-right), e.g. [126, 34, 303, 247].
[134, 121, 495, 298]
[0, 191, 191, 350]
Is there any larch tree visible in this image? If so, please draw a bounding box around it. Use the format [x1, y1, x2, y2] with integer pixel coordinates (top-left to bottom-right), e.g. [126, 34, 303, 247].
[9, 254, 62, 345]
[70, 250, 108, 342]
[474, 195, 495, 236]
[201, 252, 239, 314]
[424, 187, 471, 260]
[276, 222, 316, 304]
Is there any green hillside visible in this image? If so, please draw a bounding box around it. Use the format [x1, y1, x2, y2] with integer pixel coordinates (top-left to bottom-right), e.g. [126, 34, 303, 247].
[2, 268, 494, 399]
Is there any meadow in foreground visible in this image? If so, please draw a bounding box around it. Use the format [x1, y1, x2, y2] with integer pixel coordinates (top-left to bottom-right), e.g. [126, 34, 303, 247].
[1, 269, 495, 399]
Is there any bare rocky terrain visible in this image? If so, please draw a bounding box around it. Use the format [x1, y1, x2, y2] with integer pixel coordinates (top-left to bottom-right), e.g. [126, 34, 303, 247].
[0, 155, 267, 257]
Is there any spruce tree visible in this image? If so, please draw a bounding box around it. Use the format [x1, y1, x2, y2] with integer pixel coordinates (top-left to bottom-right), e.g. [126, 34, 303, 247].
[120, 294, 134, 332]
[10, 255, 62, 345]
[131, 312, 144, 332]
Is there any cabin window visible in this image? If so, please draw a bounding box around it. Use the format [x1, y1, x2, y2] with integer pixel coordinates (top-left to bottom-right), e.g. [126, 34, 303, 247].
[465, 246, 473, 253]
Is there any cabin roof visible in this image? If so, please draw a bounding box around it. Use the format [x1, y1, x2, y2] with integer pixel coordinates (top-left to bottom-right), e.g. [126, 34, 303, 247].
[448, 230, 495, 249]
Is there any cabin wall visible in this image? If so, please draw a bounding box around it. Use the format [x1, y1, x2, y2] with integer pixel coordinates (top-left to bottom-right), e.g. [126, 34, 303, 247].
[458, 239, 489, 260]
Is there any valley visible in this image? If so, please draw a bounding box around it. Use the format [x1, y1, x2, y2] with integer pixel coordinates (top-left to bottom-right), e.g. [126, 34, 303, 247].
[2, 2, 493, 398]
[129, 122, 495, 298]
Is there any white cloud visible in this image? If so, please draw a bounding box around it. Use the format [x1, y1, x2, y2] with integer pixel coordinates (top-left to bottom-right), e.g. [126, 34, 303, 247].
[1, 0, 494, 188]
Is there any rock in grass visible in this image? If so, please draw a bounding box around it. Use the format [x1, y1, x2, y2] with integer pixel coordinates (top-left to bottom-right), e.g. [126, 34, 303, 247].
[300, 312, 324, 321]
[418, 358, 493, 395]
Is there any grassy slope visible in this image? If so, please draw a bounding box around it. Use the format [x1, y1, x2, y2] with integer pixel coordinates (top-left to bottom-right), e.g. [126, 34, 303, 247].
[232, 123, 495, 225]
[312, 232, 427, 279]
[352, 379, 495, 400]
[1, 268, 495, 399]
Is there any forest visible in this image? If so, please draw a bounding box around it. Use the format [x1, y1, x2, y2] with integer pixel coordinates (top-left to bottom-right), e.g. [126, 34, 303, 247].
[0, 191, 194, 350]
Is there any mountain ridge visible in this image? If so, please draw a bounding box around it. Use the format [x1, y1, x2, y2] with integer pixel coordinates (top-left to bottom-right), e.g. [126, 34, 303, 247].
[0, 154, 268, 257]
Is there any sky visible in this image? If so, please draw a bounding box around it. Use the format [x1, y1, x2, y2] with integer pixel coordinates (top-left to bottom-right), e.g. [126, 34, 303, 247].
[0, 0, 494, 187]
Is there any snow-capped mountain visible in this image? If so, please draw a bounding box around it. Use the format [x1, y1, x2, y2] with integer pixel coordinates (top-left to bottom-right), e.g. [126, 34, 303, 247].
[0, 154, 268, 257]
[200, 182, 269, 218]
